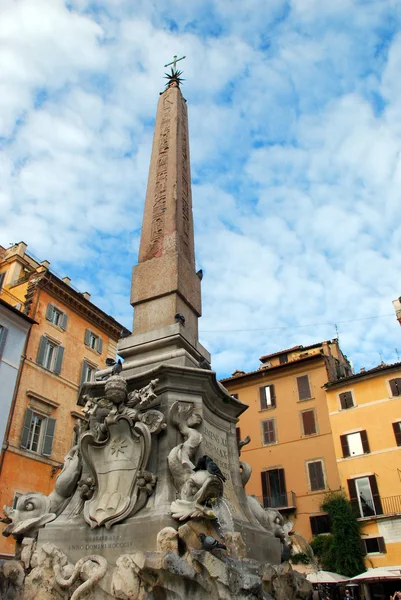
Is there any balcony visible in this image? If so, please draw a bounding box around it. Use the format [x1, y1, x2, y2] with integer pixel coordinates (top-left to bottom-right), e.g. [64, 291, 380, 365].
[356, 495, 401, 520]
[262, 491, 296, 511]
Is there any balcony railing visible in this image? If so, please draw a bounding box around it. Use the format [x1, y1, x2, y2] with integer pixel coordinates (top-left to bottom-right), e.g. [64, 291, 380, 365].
[356, 495, 401, 519]
[262, 491, 296, 510]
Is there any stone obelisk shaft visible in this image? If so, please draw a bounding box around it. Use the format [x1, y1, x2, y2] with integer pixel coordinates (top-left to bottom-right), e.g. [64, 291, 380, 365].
[130, 83, 201, 342]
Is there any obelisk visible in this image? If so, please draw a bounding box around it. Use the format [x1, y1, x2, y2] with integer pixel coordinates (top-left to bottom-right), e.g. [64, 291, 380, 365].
[119, 65, 210, 374]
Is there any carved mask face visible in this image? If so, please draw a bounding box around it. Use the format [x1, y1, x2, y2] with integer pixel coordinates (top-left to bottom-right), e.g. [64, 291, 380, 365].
[2, 492, 54, 538]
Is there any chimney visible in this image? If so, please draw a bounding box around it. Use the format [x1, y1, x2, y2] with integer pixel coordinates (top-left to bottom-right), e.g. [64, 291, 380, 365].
[40, 260, 50, 269]
[62, 277, 71, 286]
[82, 292, 91, 301]
[360, 367, 365, 373]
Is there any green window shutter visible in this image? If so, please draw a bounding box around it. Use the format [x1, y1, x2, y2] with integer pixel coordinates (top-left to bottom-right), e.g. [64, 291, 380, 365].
[36, 336, 47, 366]
[347, 478, 359, 515]
[261, 471, 269, 505]
[20, 408, 34, 449]
[377, 537, 386, 553]
[46, 303, 54, 321]
[97, 336, 103, 354]
[42, 417, 56, 456]
[54, 346, 64, 374]
[85, 329, 91, 345]
[259, 387, 267, 410]
[0, 326, 8, 360]
[80, 360, 88, 386]
[60, 313, 68, 330]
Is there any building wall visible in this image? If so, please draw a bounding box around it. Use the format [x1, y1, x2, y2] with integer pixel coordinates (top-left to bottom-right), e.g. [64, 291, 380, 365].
[326, 367, 401, 567]
[224, 356, 341, 541]
[0, 305, 31, 451]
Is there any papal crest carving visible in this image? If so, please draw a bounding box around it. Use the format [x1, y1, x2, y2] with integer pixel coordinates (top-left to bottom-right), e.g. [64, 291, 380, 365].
[81, 415, 151, 529]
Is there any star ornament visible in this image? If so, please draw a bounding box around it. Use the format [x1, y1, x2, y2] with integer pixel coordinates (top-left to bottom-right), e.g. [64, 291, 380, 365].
[164, 68, 185, 87]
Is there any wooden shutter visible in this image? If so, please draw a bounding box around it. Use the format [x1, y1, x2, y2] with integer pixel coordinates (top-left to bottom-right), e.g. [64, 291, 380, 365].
[340, 434, 350, 458]
[97, 336, 103, 354]
[259, 387, 267, 410]
[54, 346, 64, 374]
[360, 430, 370, 454]
[36, 336, 47, 366]
[263, 420, 276, 444]
[278, 468, 286, 495]
[368, 475, 383, 515]
[0, 326, 8, 360]
[389, 378, 401, 396]
[20, 408, 34, 449]
[46, 303, 54, 321]
[269, 385, 276, 408]
[60, 312, 68, 330]
[261, 471, 269, 504]
[297, 375, 311, 400]
[302, 410, 316, 435]
[359, 539, 367, 556]
[42, 417, 56, 456]
[310, 516, 319, 536]
[392, 422, 401, 446]
[308, 461, 324, 491]
[377, 537, 386, 553]
[347, 478, 359, 515]
[85, 329, 91, 345]
[80, 360, 87, 386]
[340, 391, 353, 409]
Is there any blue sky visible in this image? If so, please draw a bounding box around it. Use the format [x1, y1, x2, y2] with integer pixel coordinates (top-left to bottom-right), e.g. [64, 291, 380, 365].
[1, 0, 401, 377]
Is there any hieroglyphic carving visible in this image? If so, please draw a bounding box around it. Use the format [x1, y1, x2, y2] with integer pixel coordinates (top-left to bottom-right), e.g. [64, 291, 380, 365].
[180, 98, 191, 257]
[150, 94, 172, 248]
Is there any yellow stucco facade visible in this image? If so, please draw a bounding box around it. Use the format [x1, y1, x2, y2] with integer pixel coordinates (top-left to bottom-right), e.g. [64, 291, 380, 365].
[223, 340, 351, 542]
[325, 364, 401, 568]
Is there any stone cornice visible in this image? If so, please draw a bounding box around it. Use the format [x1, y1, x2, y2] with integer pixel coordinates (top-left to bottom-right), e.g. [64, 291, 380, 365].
[30, 271, 130, 340]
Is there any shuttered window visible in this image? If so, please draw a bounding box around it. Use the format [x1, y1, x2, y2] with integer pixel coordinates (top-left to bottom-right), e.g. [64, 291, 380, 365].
[84, 329, 103, 353]
[0, 272, 6, 289]
[393, 422, 401, 446]
[362, 537, 386, 554]
[80, 360, 97, 385]
[20, 408, 56, 457]
[262, 419, 276, 445]
[46, 303, 68, 330]
[36, 336, 64, 375]
[261, 468, 286, 508]
[348, 475, 383, 518]
[301, 410, 317, 435]
[340, 431, 370, 458]
[310, 514, 331, 536]
[389, 378, 401, 397]
[0, 325, 8, 360]
[297, 375, 311, 401]
[307, 460, 325, 491]
[279, 353, 288, 364]
[259, 384, 276, 410]
[339, 391, 354, 409]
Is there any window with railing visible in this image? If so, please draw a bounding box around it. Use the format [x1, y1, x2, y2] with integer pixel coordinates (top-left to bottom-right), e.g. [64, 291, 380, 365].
[348, 475, 383, 518]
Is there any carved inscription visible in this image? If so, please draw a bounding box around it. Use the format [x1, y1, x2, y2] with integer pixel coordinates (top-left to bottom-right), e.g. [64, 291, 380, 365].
[68, 533, 135, 552]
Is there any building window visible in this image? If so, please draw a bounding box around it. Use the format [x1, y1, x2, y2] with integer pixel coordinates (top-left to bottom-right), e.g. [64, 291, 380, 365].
[339, 391, 354, 409]
[20, 408, 56, 457]
[262, 419, 276, 445]
[347, 475, 383, 518]
[80, 359, 97, 385]
[0, 325, 8, 360]
[46, 303, 68, 330]
[261, 468, 287, 508]
[301, 409, 317, 436]
[389, 378, 401, 397]
[0, 271, 5, 289]
[340, 430, 370, 458]
[259, 384, 276, 410]
[297, 375, 312, 401]
[310, 514, 331, 536]
[392, 422, 401, 446]
[36, 336, 64, 374]
[361, 537, 386, 555]
[307, 459, 325, 491]
[279, 353, 288, 364]
[85, 329, 103, 354]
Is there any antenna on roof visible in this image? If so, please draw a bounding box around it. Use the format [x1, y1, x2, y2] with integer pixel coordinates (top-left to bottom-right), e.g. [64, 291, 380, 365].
[335, 323, 339, 343]
[396, 348, 400, 361]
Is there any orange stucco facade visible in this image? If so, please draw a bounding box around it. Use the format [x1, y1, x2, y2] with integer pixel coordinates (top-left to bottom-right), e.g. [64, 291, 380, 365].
[0, 242, 129, 556]
[222, 340, 350, 542]
[325, 364, 401, 568]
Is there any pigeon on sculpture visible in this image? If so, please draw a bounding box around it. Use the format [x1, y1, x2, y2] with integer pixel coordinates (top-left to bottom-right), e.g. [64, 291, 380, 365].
[194, 455, 226, 482]
[196, 269, 203, 280]
[174, 313, 185, 325]
[199, 533, 226, 551]
[112, 359, 123, 376]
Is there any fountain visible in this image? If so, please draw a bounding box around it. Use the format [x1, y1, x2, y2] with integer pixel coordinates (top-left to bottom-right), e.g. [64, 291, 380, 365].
[0, 63, 313, 600]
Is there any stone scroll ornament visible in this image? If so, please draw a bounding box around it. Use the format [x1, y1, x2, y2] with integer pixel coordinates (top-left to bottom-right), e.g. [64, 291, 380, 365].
[168, 402, 223, 521]
[80, 376, 164, 529]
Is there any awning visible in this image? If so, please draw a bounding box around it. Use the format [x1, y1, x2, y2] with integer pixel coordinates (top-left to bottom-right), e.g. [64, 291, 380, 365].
[307, 571, 348, 584]
[349, 567, 401, 582]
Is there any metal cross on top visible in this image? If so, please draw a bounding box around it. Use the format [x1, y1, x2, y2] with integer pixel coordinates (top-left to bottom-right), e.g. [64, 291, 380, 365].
[164, 54, 186, 70]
